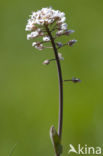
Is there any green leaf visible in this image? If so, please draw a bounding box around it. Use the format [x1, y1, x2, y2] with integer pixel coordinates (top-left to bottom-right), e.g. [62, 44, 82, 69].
[50, 126, 63, 155]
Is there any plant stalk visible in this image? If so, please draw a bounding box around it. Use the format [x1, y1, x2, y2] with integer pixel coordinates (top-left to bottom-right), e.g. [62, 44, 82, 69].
[45, 25, 63, 156]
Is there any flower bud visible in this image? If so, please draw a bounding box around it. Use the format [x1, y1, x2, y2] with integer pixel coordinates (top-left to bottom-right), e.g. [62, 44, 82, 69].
[43, 59, 50, 65]
[68, 40, 77, 47]
[64, 77, 81, 83]
[56, 30, 64, 36]
[64, 30, 75, 36]
[56, 42, 63, 48]
[72, 77, 81, 83]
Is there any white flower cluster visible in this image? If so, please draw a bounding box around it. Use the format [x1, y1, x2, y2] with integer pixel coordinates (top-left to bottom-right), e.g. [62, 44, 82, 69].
[25, 7, 76, 58]
[25, 7, 68, 50]
[25, 7, 66, 30]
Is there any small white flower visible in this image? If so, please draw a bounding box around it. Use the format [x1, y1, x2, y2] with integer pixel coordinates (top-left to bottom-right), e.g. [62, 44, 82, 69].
[25, 22, 37, 31]
[43, 36, 50, 42]
[27, 31, 39, 40]
[32, 42, 37, 47]
[60, 23, 67, 30]
[31, 31, 39, 37]
[58, 53, 64, 60]
[57, 17, 66, 24]
[35, 44, 44, 50]
[27, 34, 31, 40]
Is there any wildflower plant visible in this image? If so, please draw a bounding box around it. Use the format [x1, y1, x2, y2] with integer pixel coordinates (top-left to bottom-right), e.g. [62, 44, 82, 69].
[25, 7, 80, 156]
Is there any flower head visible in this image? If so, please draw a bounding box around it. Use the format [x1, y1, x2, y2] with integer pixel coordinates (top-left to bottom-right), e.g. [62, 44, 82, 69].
[25, 7, 77, 52]
[26, 8, 66, 28]
[25, 7, 68, 50]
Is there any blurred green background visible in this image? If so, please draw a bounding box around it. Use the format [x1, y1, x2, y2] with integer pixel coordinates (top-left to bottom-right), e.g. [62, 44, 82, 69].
[0, 0, 103, 155]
